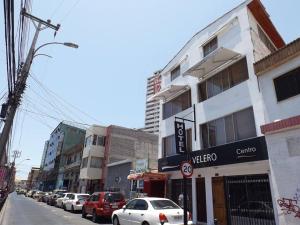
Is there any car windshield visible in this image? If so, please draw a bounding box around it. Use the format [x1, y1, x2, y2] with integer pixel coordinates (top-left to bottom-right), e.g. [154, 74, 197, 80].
[150, 200, 180, 210]
[78, 195, 89, 200]
[104, 193, 124, 203]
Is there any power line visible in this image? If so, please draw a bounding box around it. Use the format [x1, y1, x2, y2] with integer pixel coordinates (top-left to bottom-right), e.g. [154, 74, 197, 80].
[20, 108, 91, 127]
[29, 73, 101, 124]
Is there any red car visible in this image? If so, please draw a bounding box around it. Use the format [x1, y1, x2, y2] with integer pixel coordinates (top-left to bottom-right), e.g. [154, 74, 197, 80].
[82, 192, 126, 223]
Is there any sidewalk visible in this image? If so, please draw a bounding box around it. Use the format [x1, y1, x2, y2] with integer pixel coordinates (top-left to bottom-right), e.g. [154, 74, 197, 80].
[0, 194, 10, 225]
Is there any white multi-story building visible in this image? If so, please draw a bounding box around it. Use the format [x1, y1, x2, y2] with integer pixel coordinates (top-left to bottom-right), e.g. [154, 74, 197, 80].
[255, 38, 300, 225]
[144, 71, 162, 134]
[151, 0, 285, 224]
[79, 125, 106, 194]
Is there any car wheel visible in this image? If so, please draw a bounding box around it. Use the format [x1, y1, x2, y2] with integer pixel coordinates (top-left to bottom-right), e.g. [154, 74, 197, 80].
[92, 210, 98, 223]
[63, 204, 66, 211]
[82, 207, 87, 218]
[113, 216, 119, 225]
[71, 205, 75, 213]
[142, 222, 150, 225]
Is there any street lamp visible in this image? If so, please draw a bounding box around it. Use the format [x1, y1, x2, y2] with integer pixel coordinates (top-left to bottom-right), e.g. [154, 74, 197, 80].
[16, 158, 30, 167]
[33, 42, 79, 56]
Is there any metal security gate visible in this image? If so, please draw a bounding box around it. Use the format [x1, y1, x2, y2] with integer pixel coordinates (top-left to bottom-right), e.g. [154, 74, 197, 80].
[225, 174, 276, 225]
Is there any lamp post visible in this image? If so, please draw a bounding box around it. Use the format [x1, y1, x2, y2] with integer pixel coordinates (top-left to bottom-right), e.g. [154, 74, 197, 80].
[34, 42, 79, 56]
[16, 158, 30, 167]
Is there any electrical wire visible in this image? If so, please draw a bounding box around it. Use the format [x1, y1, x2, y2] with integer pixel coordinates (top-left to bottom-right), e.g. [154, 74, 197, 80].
[29, 73, 101, 124]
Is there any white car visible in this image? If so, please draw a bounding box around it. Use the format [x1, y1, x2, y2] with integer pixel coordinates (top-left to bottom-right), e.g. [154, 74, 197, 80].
[112, 197, 192, 225]
[64, 193, 90, 212]
[56, 193, 73, 208]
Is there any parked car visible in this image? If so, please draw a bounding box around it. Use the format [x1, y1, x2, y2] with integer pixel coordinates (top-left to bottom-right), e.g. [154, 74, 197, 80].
[82, 192, 126, 223]
[33, 191, 45, 200]
[56, 193, 73, 208]
[26, 190, 37, 198]
[64, 193, 90, 212]
[47, 190, 67, 206]
[41, 192, 52, 203]
[111, 197, 192, 225]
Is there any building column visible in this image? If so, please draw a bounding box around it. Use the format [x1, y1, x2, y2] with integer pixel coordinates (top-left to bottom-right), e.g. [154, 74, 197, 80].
[268, 170, 280, 225]
[192, 177, 197, 223]
[205, 176, 214, 225]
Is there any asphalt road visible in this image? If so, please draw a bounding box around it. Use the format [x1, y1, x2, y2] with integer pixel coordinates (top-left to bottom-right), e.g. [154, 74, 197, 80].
[2, 193, 112, 225]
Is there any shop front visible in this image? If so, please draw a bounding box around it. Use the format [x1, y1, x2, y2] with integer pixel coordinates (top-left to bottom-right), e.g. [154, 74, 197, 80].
[127, 172, 168, 199]
[158, 136, 277, 225]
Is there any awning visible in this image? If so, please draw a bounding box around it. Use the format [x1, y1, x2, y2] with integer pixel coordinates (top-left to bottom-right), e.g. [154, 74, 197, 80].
[147, 85, 189, 102]
[127, 172, 168, 181]
[183, 47, 241, 79]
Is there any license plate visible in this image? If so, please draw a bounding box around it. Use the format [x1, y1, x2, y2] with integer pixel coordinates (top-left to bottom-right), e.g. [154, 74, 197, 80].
[173, 215, 183, 220]
[112, 205, 118, 209]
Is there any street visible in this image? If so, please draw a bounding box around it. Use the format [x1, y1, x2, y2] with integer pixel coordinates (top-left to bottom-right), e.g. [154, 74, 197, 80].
[2, 193, 112, 225]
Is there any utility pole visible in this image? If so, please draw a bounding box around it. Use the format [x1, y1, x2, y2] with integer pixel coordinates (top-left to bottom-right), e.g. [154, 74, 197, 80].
[7, 150, 21, 191]
[0, 9, 60, 162]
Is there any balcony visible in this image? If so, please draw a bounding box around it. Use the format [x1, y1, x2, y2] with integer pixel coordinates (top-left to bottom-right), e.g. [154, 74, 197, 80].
[64, 161, 81, 170]
[183, 47, 241, 80]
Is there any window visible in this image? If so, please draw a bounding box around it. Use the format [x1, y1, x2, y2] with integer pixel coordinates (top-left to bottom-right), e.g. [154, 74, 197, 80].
[203, 37, 218, 57]
[90, 157, 102, 168]
[97, 136, 105, 146]
[198, 57, 249, 102]
[91, 194, 99, 202]
[163, 90, 191, 119]
[162, 129, 192, 157]
[134, 199, 148, 210]
[84, 135, 92, 147]
[126, 199, 138, 209]
[257, 25, 276, 53]
[150, 200, 180, 210]
[201, 107, 256, 148]
[81, 157, 88, 168]
[92, 135, 97, 145]
[274, 67, 300, 101]
[171, 65, 181, 81]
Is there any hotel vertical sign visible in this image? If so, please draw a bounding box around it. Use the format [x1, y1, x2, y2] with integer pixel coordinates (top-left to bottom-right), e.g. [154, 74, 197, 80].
[175, 121, 186, 154]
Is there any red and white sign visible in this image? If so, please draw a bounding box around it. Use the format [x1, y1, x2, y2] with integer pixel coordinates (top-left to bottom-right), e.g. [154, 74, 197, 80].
[153, 75, 161, 94]
[180, 161, 193, 178]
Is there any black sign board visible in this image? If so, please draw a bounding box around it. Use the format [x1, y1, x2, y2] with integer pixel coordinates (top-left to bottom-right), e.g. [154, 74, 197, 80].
[158, 136, 268, 172]
[175, 121, 186, 154]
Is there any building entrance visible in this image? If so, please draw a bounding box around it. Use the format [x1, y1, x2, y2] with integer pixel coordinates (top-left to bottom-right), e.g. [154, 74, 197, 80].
[225, 174, 276, 225]
[212, 177, 227, 225]
[196, 178, 207, 223]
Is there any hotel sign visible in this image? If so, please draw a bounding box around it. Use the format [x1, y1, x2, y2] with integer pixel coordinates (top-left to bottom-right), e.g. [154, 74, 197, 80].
[175, 121, 187, 154]
[158, 136, 268, 172]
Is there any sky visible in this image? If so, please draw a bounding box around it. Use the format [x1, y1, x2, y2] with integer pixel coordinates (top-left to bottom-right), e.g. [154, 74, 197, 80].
[0, 0, 299, 179]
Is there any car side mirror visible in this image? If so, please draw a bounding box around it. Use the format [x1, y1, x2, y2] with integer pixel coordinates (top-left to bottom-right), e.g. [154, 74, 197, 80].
[122, 205, 126, 209]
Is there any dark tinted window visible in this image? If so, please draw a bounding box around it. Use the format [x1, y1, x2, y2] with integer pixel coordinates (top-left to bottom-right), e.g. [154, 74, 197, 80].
[91, 194, 99, 201]
[150, 200, 180, 210]
[203, 37, 218, 57]
[274, 67, 300, 101]
[78, 195, 89, 200]
[163, 90, 191, 119]
[134, 200, 148, 210]
[198, 58, 248, 102]
[104, 193, 124, 202]
[126, 200, 137, 209]
[201, 107, 256, 148]
[171, 65, 181, 81]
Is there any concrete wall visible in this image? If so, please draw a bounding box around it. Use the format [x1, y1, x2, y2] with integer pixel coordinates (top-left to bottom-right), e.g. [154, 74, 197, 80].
[258, 55, 300, 123]
[266, 128, 300, 225]
[109, 126, 158, 171]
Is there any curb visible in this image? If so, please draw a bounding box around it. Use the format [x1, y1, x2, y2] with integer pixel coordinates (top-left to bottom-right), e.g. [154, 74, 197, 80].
[0, 195, 10, 225]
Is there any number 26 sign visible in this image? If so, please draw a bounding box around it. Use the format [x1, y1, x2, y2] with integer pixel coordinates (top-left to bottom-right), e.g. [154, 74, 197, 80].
[180, 161, 193, 178]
